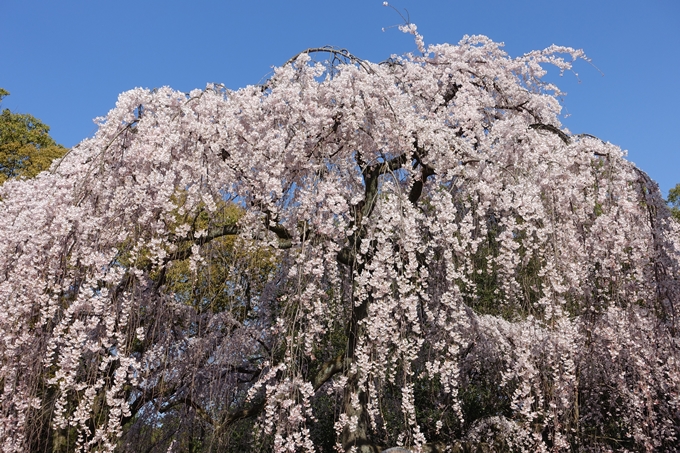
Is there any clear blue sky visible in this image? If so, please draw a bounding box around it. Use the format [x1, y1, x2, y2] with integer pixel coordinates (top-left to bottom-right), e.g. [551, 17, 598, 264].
[2, 0, 678, 195]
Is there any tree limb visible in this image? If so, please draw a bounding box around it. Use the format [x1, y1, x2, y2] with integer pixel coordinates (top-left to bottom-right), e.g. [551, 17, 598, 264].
[529, 123, 571, 145]
[313, 353, 352, 391]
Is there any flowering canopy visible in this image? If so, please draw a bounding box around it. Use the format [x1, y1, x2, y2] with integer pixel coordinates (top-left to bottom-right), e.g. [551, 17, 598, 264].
[0, 32, 679, 453]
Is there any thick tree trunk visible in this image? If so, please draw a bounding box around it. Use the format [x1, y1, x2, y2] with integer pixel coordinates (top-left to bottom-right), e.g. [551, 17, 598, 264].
[340, 297, 376, 452]
[340, 383, 377, 453]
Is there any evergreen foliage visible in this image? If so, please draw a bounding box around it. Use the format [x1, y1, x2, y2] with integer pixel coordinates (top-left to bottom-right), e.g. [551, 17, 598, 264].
[0, 88, 68, 183]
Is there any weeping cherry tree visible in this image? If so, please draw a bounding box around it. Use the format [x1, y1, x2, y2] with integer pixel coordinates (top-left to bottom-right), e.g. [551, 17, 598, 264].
[1, 25, 679, 453]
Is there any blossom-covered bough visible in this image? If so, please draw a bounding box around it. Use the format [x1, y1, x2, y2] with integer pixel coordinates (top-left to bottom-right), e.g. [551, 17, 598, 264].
[1, 29, 679, 453]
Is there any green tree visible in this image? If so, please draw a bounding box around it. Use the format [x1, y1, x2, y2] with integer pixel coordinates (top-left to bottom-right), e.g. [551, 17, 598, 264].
[0, 88, 68, 183]
[669, 183, 680, 221]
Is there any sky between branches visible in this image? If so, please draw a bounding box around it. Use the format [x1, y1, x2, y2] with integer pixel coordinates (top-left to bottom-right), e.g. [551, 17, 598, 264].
[1, 0, 678, 195]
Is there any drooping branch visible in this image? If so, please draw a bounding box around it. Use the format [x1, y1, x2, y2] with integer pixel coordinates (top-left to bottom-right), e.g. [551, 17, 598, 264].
[529, 122, 571, 145]
[282, 46, 374, 74]
[166, 224, 240, 262]
[313, 353, 352, 391]
[214, 353, 352, 433]
[159, 393, 216, 426]
[216, 398, 266, 432]
[164, 216, 297, 265]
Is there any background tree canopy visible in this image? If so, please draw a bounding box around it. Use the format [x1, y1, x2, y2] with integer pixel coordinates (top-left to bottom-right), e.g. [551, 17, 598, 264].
[0, 32, 679, 453]
[669, 183, 680, 222]
[0, 88, 68, 183]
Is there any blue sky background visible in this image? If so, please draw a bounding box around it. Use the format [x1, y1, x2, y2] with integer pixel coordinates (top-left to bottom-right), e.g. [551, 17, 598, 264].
[2, 0, 678, 196]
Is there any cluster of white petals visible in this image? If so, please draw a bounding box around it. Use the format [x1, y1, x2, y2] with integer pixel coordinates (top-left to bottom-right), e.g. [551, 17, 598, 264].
[0, 33, 678, 453]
